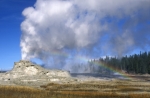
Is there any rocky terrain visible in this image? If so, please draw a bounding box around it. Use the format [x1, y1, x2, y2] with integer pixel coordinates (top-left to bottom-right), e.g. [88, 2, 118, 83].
[0, 60, 79, 87]
[0, 60, 111, 88]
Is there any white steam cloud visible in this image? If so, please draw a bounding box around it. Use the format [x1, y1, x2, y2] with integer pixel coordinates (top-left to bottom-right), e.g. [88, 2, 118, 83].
[21, 0, 150, 72]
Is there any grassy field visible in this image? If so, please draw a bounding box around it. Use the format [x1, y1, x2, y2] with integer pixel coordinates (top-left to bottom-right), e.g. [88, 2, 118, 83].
[0, 78, 150, 98]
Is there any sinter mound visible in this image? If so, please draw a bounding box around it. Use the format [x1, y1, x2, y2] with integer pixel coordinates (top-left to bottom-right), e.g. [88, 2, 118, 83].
[0, 60, 78, 87]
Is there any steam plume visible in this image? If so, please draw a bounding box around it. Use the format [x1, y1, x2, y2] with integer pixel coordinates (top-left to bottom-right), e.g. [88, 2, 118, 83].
[21, 0, 150, 72]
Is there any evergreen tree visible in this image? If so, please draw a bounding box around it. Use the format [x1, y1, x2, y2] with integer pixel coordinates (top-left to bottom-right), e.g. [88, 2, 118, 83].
[96, 51, 150, 74]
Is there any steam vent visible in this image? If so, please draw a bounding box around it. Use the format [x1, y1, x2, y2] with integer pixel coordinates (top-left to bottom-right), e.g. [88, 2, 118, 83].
[0, 60, 77, 87]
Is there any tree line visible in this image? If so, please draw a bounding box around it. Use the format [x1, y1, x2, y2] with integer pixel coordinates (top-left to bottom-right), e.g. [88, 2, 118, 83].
[93, 51, 150, 74]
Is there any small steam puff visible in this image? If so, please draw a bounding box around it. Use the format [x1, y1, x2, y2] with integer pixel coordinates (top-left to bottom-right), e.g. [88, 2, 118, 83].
[21, 0, 150, 72]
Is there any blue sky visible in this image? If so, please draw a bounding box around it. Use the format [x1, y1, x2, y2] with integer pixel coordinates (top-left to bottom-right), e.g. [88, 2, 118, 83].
[0, 0, 36, 70]
[0, 0, 150, 70]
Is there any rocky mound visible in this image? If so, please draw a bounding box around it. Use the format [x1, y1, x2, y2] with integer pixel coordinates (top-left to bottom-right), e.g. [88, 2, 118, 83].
[0, 60, 78, 87]
[12, 60, 70, 78]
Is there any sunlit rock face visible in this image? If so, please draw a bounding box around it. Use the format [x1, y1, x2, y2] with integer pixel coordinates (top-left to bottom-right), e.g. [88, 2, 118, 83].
[0, 60, 73, 86]
[10, 60, 71, 78]
[12, 60, 38, 76]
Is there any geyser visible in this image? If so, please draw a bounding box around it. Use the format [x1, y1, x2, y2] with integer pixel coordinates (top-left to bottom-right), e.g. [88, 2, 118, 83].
[21, 0, 150, 72]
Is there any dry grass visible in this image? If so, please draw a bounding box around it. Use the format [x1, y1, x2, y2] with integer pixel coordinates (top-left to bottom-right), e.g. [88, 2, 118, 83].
[0, 85, 50, 98]
[40, 79, 150, 98]
[1, 79, 150, 98]
[1, 85, 150, 98]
